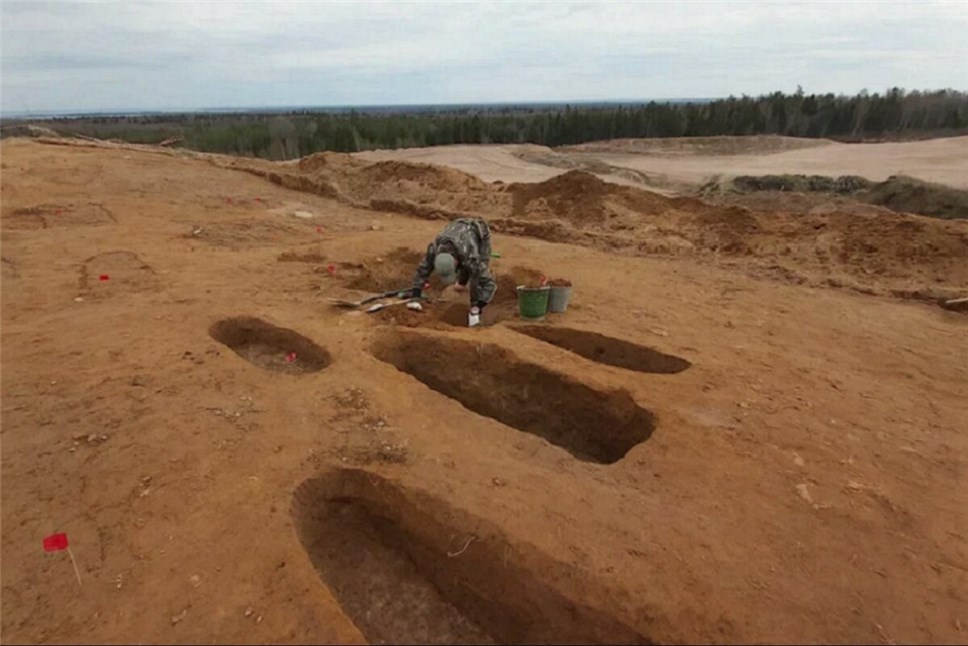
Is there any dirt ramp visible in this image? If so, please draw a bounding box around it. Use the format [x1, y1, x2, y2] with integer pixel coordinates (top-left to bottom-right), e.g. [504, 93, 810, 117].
[512, 326, 692, 374]
[209, 317, 330, 374]
[372, 332, 655, 463]
[292, 468, 650, 644]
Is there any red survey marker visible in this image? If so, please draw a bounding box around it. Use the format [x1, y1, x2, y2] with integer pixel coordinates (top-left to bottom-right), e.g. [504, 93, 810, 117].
[43, 533, 69, 552]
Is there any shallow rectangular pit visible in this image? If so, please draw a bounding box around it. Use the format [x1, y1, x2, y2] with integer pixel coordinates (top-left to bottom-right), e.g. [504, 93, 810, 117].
[209, 316, 331, 374]
[372, 332, 655, 464]
[292, 469, 650, 645]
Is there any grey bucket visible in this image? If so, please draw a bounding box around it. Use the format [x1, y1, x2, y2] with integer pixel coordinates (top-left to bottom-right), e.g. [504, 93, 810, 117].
[547, 285, 572, 313]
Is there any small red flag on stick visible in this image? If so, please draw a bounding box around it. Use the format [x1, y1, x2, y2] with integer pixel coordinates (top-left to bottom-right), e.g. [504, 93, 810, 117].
[42, 533, 82, 586]
[43, 533, 68, 551]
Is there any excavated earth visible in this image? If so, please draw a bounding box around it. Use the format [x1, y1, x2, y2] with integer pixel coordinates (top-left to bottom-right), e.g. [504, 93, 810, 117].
[1, 136, 966, 645]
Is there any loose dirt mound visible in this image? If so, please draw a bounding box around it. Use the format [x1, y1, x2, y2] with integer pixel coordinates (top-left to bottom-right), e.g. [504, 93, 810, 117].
[343, 247, 427, 293]
[866, 175, 968, 219]
[729, 175, 872, 193]
[334, 161, 502, 216]
[702, 173, 968, 220]
[507, 170, 677, 225]
[297, 151, 361, 174]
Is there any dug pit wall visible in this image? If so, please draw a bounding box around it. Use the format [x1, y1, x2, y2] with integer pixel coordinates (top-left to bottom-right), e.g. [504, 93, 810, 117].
[511, 326, 692, 375]
[372, 331, 655, 463]
[209, 316, 331, 374]
[292, 468, 651, 644]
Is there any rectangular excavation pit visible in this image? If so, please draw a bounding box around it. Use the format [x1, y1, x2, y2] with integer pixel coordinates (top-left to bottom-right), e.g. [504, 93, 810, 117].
[292, 469, 650, 645]
[209, 316, 331, 374]
[510, 326, 692, 375]
[372, 332, 655, 464]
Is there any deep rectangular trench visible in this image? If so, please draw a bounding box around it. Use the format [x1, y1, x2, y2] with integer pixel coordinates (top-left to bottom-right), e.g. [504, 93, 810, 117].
[372, 332, 656, 464]
[292, 469, 651, 645]
[511, 326, 692, 375]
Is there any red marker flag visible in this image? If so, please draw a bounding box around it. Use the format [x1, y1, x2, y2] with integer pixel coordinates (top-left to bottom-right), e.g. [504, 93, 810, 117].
[42, 532, 82, 585]
[43, 533, 69, 552]
[99, 274, 110, 282]
[327, 264, 336, 275]
[285, 352, 297, 363]
[316, 227, 323, 233]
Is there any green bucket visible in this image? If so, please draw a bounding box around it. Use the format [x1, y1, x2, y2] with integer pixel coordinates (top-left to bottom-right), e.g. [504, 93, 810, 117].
[516, 285, 551, 320]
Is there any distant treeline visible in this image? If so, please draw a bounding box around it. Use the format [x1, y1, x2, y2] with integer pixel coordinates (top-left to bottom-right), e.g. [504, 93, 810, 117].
[7, 88, 967, 160]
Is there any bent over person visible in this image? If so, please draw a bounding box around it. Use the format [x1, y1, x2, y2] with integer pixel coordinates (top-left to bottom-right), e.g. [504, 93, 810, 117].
[409, 217, 496, 327]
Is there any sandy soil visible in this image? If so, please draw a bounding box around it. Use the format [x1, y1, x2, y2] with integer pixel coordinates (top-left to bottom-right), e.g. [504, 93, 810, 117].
[586, 137, 968, 190]
[357, 136, 968, 191]
[356, 144, 578, 184]
[2, 137, 967, 645]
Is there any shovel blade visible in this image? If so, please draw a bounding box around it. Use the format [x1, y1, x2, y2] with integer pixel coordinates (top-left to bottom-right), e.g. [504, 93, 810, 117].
[327, 299, 364, 308]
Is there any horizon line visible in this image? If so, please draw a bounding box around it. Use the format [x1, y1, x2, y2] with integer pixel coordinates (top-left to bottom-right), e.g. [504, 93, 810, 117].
[0, 97, 726, 120]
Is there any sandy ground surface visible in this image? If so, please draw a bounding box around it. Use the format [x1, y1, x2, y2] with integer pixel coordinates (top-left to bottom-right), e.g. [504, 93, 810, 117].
[357, 144, 577, 185]
[2, 137, 967, 645]
[357, 136, 968, 191]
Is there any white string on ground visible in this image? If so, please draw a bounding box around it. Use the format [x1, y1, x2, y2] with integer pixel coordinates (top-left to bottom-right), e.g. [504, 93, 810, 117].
[447, 535, 477, 557]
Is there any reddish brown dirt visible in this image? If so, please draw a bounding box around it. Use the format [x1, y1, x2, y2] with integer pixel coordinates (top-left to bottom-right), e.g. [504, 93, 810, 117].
[2, 137, 967, 645]
[226, 153, 968, 300]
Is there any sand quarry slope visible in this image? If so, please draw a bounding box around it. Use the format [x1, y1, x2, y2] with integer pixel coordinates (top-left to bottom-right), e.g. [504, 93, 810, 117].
[356, 135, 968, 195]
[2, 136, 967, 645]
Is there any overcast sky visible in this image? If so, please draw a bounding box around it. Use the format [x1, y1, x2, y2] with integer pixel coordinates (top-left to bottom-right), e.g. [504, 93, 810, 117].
[2, 0, 967, 114]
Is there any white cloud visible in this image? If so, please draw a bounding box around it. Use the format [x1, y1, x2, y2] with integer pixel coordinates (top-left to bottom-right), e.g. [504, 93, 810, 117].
[1, 0, 966, 113]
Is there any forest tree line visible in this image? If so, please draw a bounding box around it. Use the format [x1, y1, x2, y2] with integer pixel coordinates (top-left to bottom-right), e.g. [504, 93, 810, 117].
[6, 88, 967, 160]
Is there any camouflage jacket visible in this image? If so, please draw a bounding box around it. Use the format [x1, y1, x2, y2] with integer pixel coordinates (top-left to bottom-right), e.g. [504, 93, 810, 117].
[412, 218, 497, 305]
